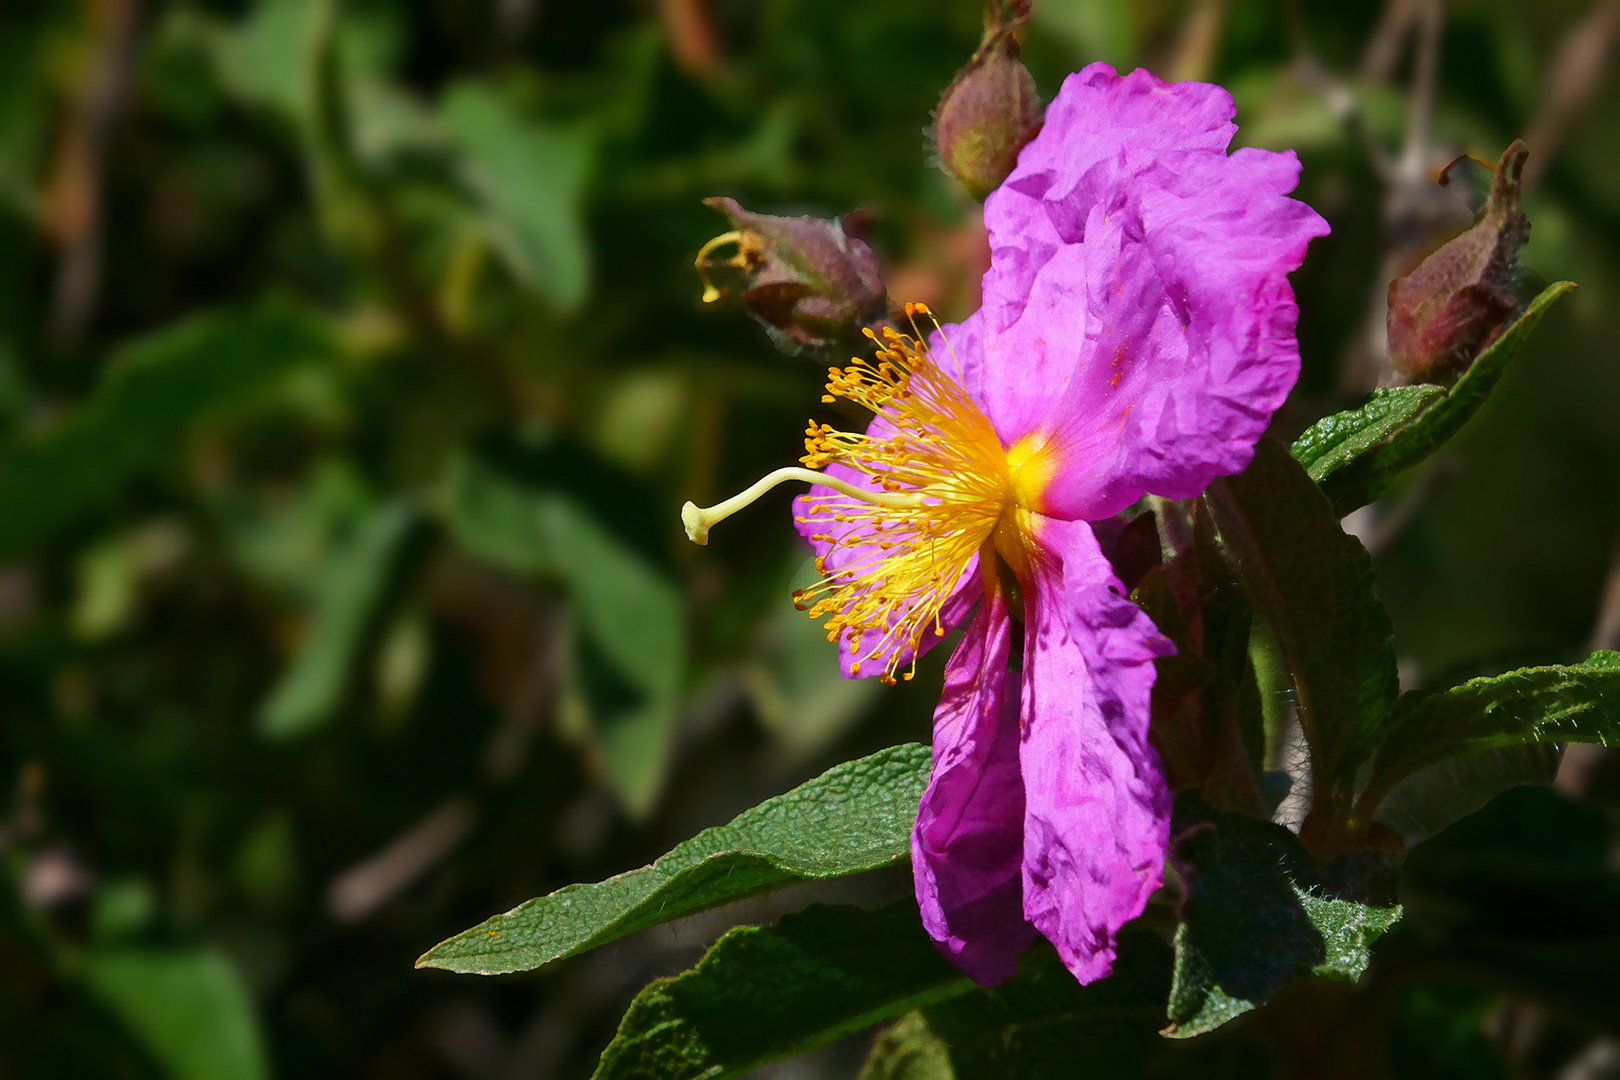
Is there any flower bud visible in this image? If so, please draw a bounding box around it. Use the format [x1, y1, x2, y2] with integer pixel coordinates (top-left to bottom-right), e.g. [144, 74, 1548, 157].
[1386, 140, 1531, 384]
[932, 27, 1043, 201]
[694, 197, 893, 358]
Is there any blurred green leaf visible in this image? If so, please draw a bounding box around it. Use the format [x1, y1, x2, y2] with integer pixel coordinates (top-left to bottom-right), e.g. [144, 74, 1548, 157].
[259, 502, 412, 738]
[1374, 743, 1562, 848]
[1308, 281, 1574, 516]
[416, 742, 930, 975]
[592, 902, 971, 1080]
[859, 1012, 955, 1080]
[1202, 439, 1399, 833]
[0, 301, 330, 563]
[1399, 785, 1620, 1034]
[439, 456, 682, 813]
[440, 82, 592, 310]
[83, 948, 268, 1080]
[1356, 652, 1620, 828]
[1165, 797, 1401, 1038]
[921, 931, 1172, 1079]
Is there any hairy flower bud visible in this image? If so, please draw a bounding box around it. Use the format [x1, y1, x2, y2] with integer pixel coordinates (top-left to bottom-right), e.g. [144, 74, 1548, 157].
[694, 196, 893, 358]
[1387, 140, 1532, 384]
[932, 27, 1043, 200]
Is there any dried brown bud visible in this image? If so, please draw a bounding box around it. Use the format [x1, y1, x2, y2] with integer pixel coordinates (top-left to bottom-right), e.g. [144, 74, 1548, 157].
[932, 26, 1043, 201]
[1387, 140, 1532, 384]
[694, 197, 892, 358]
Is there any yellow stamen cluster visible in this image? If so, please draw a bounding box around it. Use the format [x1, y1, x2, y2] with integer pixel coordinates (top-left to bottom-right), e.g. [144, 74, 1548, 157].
[793, 308, 1014, 684]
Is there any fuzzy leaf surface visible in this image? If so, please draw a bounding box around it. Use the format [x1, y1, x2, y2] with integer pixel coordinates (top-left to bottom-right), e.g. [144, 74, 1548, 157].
[1165, 797, 1401, 1038]
[592, 902, 971, 1080]
[416, 743, 931, 974]
[1358, 652, 1620, 823]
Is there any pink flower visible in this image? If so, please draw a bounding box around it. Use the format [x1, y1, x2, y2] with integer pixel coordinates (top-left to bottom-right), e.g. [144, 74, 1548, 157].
[682, 64, 1328, 986]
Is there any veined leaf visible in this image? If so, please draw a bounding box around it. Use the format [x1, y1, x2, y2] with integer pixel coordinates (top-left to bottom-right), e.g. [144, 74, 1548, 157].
[1202, 439, 1399, 832]
[859, 1012, 955, 1080]
[83, 948, 268, 1080]
[1355, 652, 1620, 828]
[1298, 281, 1573, 516]
[1164, 797, 1401, 1038]
[1374, 742, 1562, 847]
[0, 302, 330, 563]
[416, 743, 931, 975]
[592, 902, 972, 1080]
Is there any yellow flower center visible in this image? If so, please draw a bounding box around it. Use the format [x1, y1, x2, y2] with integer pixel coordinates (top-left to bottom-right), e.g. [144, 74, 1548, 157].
[681, 304, 1058, 685]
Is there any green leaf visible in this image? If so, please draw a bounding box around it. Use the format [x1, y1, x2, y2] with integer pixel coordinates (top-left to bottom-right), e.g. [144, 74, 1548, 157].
[1302, 281, 1573, 515]
[83, 948, 268, 1080]
[1399, 785, 1620, 1033]
[1290, 385, 1444, 486]
[440, 82, 592, 310]
[258, 503, 413, 738]
[415, 742, 931, 975]
[438, 456, 683, 813]
[0, 301, 329, 563]
[859, 1013, 955, 1080]
[1202, 439, 1399, 830]
[1355, 652, 1620, 828]
[592, 902, 972, 1080]
[921, 931, 1173, 1079]
[1373, 742, 1562, 847]
[1164, 797, 1401, 1038]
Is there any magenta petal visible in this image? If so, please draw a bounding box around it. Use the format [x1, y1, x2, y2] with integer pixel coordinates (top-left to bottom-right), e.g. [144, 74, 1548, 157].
[912, 584, 1036, 985]
[1019, 517, 1173, 984]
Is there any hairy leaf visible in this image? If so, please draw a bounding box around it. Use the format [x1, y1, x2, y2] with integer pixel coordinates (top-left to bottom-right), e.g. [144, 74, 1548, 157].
[0, 302, 330, 562]
[416, 743, 931, 975]
[592, 902, 971, 1080]
[1165, 798, 1401, 1038]
[1202, 439, 1399, 828]
[1306, 280, 1573, 515]
[1374, 742, 1562, 847]
[83, 948, 268, 1080]
[1356, 652, 1620, 827]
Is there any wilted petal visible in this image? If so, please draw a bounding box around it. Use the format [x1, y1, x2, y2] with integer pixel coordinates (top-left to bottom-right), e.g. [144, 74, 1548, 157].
[1019, 516, 1173, 984]
[913, 585, 1035, 984]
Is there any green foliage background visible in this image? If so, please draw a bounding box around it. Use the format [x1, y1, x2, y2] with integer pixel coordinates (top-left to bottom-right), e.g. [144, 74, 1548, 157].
[1, 0, 1618, 1077]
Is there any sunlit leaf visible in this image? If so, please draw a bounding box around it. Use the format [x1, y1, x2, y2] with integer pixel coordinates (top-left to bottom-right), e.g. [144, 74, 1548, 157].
[416, 742, 930, 975]
[859, 1012, 955, 1080]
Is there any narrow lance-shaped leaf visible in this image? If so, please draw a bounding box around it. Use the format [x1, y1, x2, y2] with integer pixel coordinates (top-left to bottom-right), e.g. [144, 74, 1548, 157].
[1164, 796, 1401, 1038]
[1353, 651, 1620, 832]
[0, 301, 331, 563]
[1297, 280, 1573, 516]
[592, 902, 973, 1080]
[416, 742, 931, 975]
[1202, 439, 1399, 837]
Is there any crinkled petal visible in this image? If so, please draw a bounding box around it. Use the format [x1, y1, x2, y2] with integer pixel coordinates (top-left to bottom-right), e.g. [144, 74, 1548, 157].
[912, 584, 1035, 985]
[792, 411, 981, 678]
[943, 65, 1328, 520]
[1019, 516, 1173, 984]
